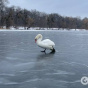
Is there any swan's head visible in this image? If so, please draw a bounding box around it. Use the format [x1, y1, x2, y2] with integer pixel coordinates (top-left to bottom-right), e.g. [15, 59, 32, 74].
[35, 34, 42, 43]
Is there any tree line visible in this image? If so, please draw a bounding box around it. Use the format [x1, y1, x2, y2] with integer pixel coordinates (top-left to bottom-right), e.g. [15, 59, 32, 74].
[0, 0, 88, 29]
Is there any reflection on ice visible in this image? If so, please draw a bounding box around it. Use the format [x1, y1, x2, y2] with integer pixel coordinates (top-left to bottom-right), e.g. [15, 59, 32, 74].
[0, 73, 15, 77]
[15, 62, 35, 67]
[25, 78, 41, 83]
[46, 70, 75, 75]
[37, 52, 55, 60]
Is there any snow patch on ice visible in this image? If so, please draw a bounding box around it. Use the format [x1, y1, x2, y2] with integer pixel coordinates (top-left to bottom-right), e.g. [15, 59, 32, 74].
[0, 78, 18, 85]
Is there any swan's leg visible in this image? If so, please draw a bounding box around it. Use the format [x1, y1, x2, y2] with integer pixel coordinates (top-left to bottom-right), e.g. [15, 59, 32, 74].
[41, 49, 46, 52]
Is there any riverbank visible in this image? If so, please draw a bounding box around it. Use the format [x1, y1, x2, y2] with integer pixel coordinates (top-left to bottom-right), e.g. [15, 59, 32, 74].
[0, 27, 86, 31]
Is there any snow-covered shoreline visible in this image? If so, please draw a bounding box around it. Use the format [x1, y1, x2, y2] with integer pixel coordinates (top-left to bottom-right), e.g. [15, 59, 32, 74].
[0, 27, 86, 31]
[0, 29, 86, 31]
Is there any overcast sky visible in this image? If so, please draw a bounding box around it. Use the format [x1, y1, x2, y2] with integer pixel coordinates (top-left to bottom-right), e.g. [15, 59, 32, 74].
[8, 0, 88, 19]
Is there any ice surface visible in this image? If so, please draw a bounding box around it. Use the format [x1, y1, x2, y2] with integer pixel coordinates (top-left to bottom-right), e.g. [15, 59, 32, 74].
[0, 30, 88, 88]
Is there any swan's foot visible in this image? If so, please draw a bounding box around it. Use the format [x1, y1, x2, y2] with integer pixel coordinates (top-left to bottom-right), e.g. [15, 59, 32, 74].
[50, 48, 55, 53]
[41, 49, 46, 52]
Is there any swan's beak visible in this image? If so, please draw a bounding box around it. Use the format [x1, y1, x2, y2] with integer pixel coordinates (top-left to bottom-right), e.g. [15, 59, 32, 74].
[35, 39, 37, 43]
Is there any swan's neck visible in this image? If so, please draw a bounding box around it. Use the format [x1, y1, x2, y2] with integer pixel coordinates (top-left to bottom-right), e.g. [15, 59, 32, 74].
[36, 38, 42, 44]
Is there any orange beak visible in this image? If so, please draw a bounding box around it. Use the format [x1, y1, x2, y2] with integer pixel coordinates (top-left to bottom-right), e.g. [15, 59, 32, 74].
[35, 39, 37, 43]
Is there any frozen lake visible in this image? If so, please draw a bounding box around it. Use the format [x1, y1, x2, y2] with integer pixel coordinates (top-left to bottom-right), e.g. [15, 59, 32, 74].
[0, 30, 88, 88]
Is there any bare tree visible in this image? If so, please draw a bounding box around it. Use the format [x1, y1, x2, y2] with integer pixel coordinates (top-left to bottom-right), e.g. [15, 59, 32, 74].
[0, 0, 8, 28]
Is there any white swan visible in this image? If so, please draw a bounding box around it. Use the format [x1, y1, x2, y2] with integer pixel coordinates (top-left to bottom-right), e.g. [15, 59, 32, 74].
[35, 34, 55, 52]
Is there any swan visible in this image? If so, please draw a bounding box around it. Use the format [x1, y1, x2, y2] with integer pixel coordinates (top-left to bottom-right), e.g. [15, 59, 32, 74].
[35, 34, 55, 53]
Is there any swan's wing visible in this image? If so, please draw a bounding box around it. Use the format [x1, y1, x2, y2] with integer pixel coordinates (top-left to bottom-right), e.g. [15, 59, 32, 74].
[42, 39, 55, 46]
[38, 39, 55, 49]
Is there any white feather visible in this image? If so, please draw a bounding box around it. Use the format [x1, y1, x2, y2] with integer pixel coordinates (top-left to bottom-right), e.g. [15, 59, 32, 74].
[35, 34, 55, 50]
